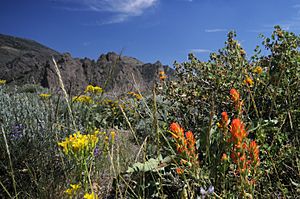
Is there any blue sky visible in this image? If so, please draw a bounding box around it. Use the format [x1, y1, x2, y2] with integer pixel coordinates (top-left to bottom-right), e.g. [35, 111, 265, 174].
[1, 0, 300, 65]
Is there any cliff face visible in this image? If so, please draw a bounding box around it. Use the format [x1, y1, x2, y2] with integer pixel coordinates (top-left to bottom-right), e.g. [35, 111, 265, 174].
[0, 34, 173, 94]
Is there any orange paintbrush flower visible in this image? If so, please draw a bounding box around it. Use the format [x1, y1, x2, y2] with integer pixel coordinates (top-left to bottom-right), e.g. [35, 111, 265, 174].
[170, 122, 184, 138]
[230, 118, 247, 143]
[230, 88, 240, 102]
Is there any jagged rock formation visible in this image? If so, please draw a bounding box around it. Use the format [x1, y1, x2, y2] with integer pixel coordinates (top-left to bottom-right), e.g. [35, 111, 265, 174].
[0, 33, 173, 94]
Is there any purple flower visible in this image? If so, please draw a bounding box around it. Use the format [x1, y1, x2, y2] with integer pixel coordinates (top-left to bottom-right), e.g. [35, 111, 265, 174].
[94, 146, 100, 157]
[199, 185, 214, 199]
[208, 185, 214, 194]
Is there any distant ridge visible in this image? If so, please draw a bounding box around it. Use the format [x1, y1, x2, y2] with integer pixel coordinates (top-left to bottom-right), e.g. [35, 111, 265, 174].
[0, 33, 173, 94]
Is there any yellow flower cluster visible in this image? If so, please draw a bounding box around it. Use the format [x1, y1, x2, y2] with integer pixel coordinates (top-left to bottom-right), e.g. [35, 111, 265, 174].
[253, 66, 263, 75]
[39, 93, 51, 100]
[64, 183, 81, 195]
[0, 79, 6, 85]
[85, 85, 103, 94]
[73, 95, 93, 104]
[128, 91, 142, 100]
[243, 76, 254, 87]
[84, 192, 98, 199]
[58, 131, 99, 155]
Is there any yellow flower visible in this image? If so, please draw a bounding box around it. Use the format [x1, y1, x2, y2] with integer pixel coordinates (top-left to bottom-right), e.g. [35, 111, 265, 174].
[0, 79, 6, 85]
[110, 131, 116, 144]
[93, 86, 103, 94]
[84, 192, 98, 199]
[85, 85, 94, 93]
[253, 66, 263, 75]
[85, 85, 103, 94]
[58, 141, 69, 154]
[72, 95, 93, 104]
[127, 91, 142, 100]
[244, 76, 254, 87]
[64, 183, 81, 195]
[64, 188, 73, 195]
[70, 183, 80, 191]
[58, 131, 99, 155]
[39, 93, 51, 100]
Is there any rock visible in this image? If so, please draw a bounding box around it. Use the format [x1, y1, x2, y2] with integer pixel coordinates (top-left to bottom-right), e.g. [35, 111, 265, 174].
[0, 34, 173, 95]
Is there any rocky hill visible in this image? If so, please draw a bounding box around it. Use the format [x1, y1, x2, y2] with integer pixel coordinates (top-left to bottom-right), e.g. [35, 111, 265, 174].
[0, 33, 173, 94]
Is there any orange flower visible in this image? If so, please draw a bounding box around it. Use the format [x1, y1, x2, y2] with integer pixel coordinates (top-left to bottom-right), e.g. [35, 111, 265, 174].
[249, 140, 260, 165]
[159, 71, 167, 80]
[230, 119, 247, 143]
[170, 122, 184, 138]
[176, 167, 184, 175]
[185, 131, 196, 155]
[159, 71, 165, 75]
[160, 75, 167, 80]
[221, 153, 228, 161]
[221, 111, 229, 127]
[244, 76, 254, 87]
[230, 89, 240, 102]
[185, 131, 195, 144]
[221, 112, 228, 123]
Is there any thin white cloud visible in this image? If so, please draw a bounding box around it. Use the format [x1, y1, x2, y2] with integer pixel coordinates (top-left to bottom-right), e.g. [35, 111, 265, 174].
[190, 49, 212, 53]
[83, 0, 157, 15]
[293, 4, 300, 8]
[57, 0, 158, 24]
[96, 14, 129, 25]
[251, 5, 300, 33]
[83, 41, 91, 46]
[205, 28, 227, 33]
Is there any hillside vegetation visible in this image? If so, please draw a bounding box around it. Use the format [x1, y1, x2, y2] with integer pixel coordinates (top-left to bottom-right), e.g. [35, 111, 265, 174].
[0, 26, 299, 198]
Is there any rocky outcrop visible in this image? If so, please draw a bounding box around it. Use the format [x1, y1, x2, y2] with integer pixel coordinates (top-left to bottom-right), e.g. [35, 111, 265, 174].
[0, 34, 173, 94]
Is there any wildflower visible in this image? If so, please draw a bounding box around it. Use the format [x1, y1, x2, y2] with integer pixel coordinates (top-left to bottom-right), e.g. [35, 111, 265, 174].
[0, 79, 6, 85]
[39, 93, 51, 100]
[127, 91, 142, 100]
[58, 140, 69, 154]
[176, 167, 184, 175]
[220, 111, 229, 128]
[185, 131, 196, 151]
[244, 76, 254, 87]
[159, 70, 167, 80]
[249, 140, 260, 166]
[58, 131, 99, 155]
[72, 95, 93, 104]
[85, 85, 103, 94]
[230, 89, 240, 102]
[253, 66, 263, 75]
[85, 85, 94, 93]
[230, 119, 247, 144]
[64, 188, 73, 195]
[70, 183, 80, 191]
[208, 185, 214, 194]
[185, 131, 195, 143]
[230, 88, 242, 112]
[64, 183, 81, 195]
[200, 185, 214, 198]
[84, 192, 98, 199]
[135, 93, 142, 100]
[221, 112, 228, 123]
[110, 131, 116, 144]
[169, 122, 184, 138]
[221, 153, 228, 161]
